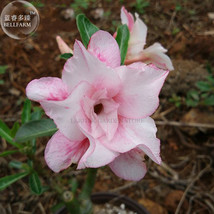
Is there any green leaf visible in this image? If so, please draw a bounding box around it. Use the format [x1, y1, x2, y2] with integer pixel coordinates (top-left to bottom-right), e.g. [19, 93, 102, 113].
[22, 99, 31, 124]
[206, 64, 213, 74]
[0, 120, 21, 148]
[0, 171, 29, 191]
[187, 90, 199, 101]
[115, 24, 130, 65]
[31, 107, 43, 121]
[196, 81, 211, 92]
[0, 65, 8, 74]
[206, 75, 214, 84]
[10, 122, 20, 138]
[30, 108, 43, 154]
[15, 119, 57, 143]
[9, 161, 23, 169]
[0, 80, 4, 85]
[203, 95, 214, 106]
[29, 171, 42, 195]
[0, 150, 18, 157]
[76, 14, 99, 48]
[60, 53, 73, 60]
[186, 98, 198, 107]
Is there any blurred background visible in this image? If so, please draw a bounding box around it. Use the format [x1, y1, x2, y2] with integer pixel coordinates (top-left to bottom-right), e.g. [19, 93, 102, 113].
[0, 0, 214, 213]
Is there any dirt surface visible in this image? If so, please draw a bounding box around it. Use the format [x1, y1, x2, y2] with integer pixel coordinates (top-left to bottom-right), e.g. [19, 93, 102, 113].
[0, 0, 214, 214]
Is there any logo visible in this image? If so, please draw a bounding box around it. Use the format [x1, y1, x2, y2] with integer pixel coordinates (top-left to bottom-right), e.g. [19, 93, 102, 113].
[0, 0, 40, 40]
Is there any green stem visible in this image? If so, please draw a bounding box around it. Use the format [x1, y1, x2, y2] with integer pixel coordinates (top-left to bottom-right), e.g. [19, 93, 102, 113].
[65, 197, 81, 214]
[79, 168, 97, 200]
[78, 168, 97, 214]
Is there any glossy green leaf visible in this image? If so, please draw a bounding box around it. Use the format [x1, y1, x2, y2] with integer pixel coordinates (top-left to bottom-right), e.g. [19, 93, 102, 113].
[0, 150, 18, 157]
[30, 108, 43, 154]
[15, 119, 57, 143]
[203, 95, 214, 106]
[196, 81, 211, 92]
[0, 120, 21, 148]
[0, 65, 8, 74]
[60, 53, 73, 60]
[9, 160, 23, 169]
[187, 90, 199, 101]
[10, 122, 20, 138]
[115, 24, 130, 65]
[0, 171, 29, 191]
[76, 14, 99, 48]
[31, 108, 43, 121]
[29, 171, 42, 195]
[22, 99, 31, 124]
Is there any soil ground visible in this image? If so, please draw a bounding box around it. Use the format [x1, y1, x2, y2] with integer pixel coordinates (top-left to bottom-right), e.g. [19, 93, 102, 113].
[0, 0, 214, 214]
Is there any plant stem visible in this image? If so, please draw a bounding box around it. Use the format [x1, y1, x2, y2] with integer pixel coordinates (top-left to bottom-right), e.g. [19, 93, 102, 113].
[79, 168, 97, 200]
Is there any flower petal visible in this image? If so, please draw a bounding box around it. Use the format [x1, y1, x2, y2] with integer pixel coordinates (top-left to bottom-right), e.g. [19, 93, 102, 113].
[45, 131, 89, 173]
[140, 43, 174, 70]
[78, 104, 105, 139]
[98, 99, 119, 140]
[62, 40, 121, 97]
[114, 63, 169, 118]
[26, 77, 69, 102]
[41, 81, 93, 141]
[76, 110, 119, 169]
[121, 6, 134, 31]
[109, 149, 147, 181]
[78, 140, 118, 169]
[101, 116, 161, 164]
[128, 13, 147, 55]
[56, 36, 73, 54]
[88, 30, 121, 68]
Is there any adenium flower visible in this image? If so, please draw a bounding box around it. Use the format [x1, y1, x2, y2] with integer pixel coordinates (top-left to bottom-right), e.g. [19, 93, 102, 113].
[120, 6, 174, 71]
[26, 30, 168, 181]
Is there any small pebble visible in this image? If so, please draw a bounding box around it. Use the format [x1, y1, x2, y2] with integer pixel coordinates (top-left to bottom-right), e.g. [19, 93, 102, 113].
[60, 8, 75, 20]
[90, 8, 104, 19]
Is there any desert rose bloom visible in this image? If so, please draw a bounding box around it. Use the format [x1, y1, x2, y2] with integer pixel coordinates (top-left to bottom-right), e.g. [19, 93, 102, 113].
[120, 6, 174, 71]
[26, 30, 168, 181]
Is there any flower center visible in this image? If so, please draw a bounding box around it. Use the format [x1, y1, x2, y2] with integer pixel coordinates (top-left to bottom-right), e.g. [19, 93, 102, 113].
[94, 103, 103, 115]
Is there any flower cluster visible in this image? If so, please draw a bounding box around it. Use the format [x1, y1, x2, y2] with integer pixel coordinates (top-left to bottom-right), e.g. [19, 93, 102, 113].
[26, 7, 173, 181]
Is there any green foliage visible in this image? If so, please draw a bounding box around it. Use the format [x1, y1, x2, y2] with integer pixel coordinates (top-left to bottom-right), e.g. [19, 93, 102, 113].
[30, 107, 43, 121]
[60, 53, 73, 60]
[0, 65, 7, 85]
[186, 90, 199, 107]
[172, 27, 180, 35]
[115, 24, 130, 65]
[30, 1, 45, 8]
[15, 119, 57, 143]
[70, 0, 96, 15]
[76, 14, 99, 48]
[0, 172, 29, 191]
[29, 171, 42, 195]
[9, 160, 24, 169]
[0, 150, 18, 157]
[175, 4, 182, 12]
[22, 99, 31, 124]
[110, 20, 121, 33]
[169, 93, 182, 107]
[131, 0, 150, 14]
[186, 66, 214, 107]
[0, 119, 22, 148]
[0, 65, 8, 74]
[10, 122, 20, 138]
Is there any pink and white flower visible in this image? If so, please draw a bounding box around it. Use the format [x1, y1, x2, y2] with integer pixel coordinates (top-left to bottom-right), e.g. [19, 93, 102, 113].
[27, 30, 168, 181]
[120, 6, 174, 71]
